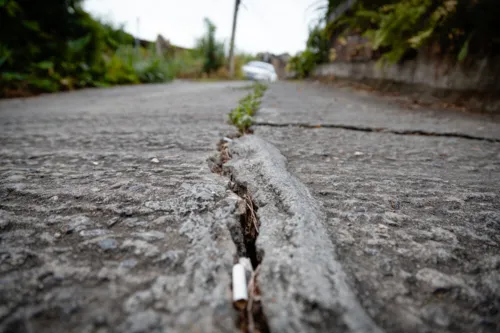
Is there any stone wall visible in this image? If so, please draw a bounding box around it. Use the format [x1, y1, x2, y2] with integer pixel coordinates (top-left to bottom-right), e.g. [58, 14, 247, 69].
[313, 54, 500, 92]
[312, 54, 500, 113]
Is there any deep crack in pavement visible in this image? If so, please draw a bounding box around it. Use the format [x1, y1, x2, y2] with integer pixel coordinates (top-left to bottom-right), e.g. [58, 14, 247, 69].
[249, 81, 500, 333]
[1, 80, 499, 333]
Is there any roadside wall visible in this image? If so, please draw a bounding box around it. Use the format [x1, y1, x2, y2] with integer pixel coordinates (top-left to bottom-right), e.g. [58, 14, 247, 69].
[312, 53, 500, 113]
[313, 54, 500, 92]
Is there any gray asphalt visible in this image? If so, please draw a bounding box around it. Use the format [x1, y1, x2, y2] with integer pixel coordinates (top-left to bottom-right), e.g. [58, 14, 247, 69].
[257, 82, 500, 141]
[0, 82, 252, 333]
[1, 80, 499, 333]
[250, 81, 500, 333]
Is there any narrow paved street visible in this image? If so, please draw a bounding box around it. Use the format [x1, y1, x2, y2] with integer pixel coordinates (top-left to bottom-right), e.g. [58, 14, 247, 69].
[0, 82, 250, 333]
[252, 82, 500, 333]
[1, 81, 499, 333]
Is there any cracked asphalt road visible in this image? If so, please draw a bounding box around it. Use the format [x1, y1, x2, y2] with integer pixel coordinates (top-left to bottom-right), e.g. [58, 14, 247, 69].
[254, 82, 500, 333]
[0, 82, 251, 333]
[257, 82, 500, 141]
[1, 80, 499, 333]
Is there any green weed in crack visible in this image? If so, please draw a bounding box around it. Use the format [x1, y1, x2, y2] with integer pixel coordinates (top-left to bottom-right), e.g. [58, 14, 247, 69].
[229, 83, 268, 133]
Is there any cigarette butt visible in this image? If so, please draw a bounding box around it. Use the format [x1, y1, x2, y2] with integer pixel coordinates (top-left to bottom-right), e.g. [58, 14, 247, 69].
[238, 257, 253, 273]
[232, 263, 248, 309]
[238, 257, 253, 285]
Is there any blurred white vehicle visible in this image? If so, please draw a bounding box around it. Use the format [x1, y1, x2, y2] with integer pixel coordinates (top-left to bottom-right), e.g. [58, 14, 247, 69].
[242, 61, 278, 82]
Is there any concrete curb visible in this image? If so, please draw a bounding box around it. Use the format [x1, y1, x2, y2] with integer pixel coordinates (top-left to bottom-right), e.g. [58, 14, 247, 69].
[224, 135, 385, 333]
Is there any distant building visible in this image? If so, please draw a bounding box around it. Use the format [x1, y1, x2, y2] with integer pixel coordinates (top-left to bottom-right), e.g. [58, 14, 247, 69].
[256, 52, 291, 79]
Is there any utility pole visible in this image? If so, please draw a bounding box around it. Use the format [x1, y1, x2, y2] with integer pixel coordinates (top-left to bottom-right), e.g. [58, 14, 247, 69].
[228, 0, 241, 78]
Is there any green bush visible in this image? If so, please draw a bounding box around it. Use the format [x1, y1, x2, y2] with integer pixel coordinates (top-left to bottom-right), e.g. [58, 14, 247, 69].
[287, 26, 330, 78]
[0, 0, 175, 96]
[103, 54, 138, 85]
[106, 46, 175, 84]
[0, 2, 250, 97]
[287, 49, 319, 78]
[195, 18, 225, 74]
[169, 50, 205, 78]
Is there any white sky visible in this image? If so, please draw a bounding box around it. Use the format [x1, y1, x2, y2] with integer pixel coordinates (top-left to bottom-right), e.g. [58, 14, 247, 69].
[83, 0, 323, 55]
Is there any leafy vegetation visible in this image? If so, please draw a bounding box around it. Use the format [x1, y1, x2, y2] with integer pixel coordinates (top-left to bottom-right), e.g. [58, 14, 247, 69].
[229, 83, 268, 133]
[327, 0, 478, 64]
[289, 0, 500, 75]
[173, 22, 254, 80]
[0, 0, 173, 96]
[287, 26, 330, 78]
[106, 46, 176, 85]
[0, 0, 252, 97]
[195, 19, 225, 75]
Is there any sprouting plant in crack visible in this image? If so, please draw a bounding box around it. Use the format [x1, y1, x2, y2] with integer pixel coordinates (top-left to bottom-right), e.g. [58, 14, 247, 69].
[229, 82, 268, 133]
[253, 82, 267, 98]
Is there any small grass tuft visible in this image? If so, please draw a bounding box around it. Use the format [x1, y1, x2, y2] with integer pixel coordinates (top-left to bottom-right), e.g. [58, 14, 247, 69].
[229, 83, 268, 133]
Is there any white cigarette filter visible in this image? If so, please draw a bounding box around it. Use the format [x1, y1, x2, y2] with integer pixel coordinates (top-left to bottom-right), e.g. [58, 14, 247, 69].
[238, 257, 253, 274]
[232, 263, 248, 308]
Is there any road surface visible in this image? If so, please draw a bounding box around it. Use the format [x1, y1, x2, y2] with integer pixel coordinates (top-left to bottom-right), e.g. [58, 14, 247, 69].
[0, 82, 251, 333]
[1, 81, 499, 333]
[249, 82, 500, 333]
